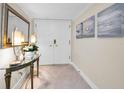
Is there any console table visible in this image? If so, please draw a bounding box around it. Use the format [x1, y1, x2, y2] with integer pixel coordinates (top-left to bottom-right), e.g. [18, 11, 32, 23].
[0, 53, 40, 89]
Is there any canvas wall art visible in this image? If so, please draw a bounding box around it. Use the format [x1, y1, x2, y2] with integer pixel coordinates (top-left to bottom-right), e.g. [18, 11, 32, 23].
[76, 22, 83, 39]
[82, 16, 95, 38]
[98, 3, 124, 37]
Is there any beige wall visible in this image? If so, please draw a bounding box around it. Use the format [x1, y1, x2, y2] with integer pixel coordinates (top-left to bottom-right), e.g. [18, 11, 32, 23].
[0, 3, 31, 88]
[72, 3, 124, 88]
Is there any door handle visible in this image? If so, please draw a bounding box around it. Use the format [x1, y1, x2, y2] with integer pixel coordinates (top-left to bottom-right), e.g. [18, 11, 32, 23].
[54, 39, 56, 44]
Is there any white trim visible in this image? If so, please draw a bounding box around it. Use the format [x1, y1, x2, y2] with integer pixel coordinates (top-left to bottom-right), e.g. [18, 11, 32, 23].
[40, 62, 70, 66]
[70, 62, 98, 89]
[33, 18, 72, 21]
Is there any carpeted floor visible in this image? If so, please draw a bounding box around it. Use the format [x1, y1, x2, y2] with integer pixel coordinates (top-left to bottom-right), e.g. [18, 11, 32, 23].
[21, 64, 91, 89]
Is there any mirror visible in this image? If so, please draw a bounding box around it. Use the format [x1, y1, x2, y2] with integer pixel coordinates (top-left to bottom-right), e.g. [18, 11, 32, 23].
[0, 4, 2, 48]
[3, 4, 30, 48]
[7, 12, 29, 45]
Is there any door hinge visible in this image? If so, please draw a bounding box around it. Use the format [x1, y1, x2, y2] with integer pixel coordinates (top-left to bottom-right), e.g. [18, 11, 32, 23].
[35, 24, 37, 27]
[69, 40, 70, 45]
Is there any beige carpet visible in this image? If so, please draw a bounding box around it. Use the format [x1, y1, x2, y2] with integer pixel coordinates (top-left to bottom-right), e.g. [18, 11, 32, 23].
[21, 64, 91, 89]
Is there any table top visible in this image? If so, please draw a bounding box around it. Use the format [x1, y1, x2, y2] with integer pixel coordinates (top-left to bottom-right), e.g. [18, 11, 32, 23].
[0, 53, 41, 70]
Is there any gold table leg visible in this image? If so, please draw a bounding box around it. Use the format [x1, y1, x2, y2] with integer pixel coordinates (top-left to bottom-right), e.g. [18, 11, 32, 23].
[5, 70, 11, 89]
[37, 58, 39, 77]
[30, 63, 34, 89]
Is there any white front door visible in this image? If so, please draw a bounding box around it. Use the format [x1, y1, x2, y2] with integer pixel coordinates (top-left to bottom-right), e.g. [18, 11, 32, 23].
[34, 20, 71, 65]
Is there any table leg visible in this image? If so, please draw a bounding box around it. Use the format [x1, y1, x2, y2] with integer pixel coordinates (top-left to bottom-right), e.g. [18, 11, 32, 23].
[5, 70, 11, 89]
[30, 63, 34, 89]
[37, 58, 39, 77]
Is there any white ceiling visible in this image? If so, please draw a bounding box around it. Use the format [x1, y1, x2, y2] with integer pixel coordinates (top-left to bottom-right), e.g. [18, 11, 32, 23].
[16, 3, 92, 20]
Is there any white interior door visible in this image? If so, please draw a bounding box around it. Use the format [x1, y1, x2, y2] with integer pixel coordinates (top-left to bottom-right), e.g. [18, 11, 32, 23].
[53, 21, 71, 64]
[34, 20, 71, 65]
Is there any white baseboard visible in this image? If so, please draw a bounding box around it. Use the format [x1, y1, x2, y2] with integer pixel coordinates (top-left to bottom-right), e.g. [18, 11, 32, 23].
[40, 62, 70, 65]
[70, 62, 98, 89]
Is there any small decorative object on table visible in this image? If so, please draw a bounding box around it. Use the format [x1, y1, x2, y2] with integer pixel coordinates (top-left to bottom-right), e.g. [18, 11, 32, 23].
[23, 44, 39, 60]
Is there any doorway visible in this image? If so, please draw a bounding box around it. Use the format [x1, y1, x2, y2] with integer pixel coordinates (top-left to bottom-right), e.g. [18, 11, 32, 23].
[34, 20, 71, 65]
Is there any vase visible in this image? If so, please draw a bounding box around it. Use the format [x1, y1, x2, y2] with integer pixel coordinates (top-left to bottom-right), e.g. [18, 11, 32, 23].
[25, 51, 34, 60]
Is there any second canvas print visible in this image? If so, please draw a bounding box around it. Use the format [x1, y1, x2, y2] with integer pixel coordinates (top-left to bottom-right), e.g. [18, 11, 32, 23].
[98, 3, 124, 37]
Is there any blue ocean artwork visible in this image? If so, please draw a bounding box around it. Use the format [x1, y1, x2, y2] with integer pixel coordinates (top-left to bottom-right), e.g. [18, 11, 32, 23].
[82, 16, 95, 38]
[98, 3, 124, 37]
[76, 22, 83, 39]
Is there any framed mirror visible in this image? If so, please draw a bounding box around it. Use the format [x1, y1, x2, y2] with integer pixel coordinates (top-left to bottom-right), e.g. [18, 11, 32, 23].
[0, 4, 3, 48]
[3, 4, 30, 48]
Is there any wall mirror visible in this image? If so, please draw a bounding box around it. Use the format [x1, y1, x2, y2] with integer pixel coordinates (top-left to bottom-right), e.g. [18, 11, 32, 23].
[3, 4, 30, 48]
[0, 4, 2, 48]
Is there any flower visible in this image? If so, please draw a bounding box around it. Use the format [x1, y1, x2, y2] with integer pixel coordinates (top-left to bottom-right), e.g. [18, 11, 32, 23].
[23, 44, 38, 52]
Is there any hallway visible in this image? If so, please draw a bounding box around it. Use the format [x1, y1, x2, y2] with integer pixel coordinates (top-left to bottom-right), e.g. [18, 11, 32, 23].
[21, 64, 91, 89]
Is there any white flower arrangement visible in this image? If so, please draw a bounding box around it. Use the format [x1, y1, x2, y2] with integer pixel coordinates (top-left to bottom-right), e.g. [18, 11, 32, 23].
[23, 44, 38, 52]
